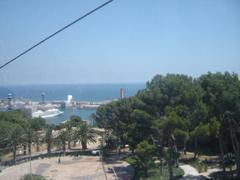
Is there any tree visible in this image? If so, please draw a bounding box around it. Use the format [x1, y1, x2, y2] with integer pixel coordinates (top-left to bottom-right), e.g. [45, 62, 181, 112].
[63, 121, 73, 149]
[23, 118, 46, 155]
[69, 115, 83, 127]
[190, 123, 210, 159]
[156, 113, 183, 179]
[56, 130, 68, 154]
[209, 117, 226, 170]
[61, 116, 85, 148]
[0, 121, 13, 149]
[0, 111, 27, 157]
[162, 136, 180, 180]
[73, 123, 97, 150]
[94, 97, 144, 149]
[199, 72, 240, 177]
[138, 74, 196, 117]
[128, 109, 153, 151]
[93, 72, 240, 178]
[174, 129, 189, 155]
[23, 121, 34, 156]
[45, 125, 54, 155]
[5, 125, 24, 164]
[33, 132, 44, 152]
[135, 140, 155, 178]
[223, 111, 240, 177]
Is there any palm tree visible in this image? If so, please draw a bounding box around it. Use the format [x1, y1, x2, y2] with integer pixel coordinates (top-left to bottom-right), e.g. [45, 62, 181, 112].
[70, 115, 83, 127]
[23, 118, 46, 155]
[33, 131, 44, 152]
[61, 115, 84, 149]
[45, 125, 54, 155]
[56, 130, 68, 154]
[63, 121, 73, 149]
[23, 122, 34, 156]
[5, 125, 24, 164]
[73, 123, 97, 150]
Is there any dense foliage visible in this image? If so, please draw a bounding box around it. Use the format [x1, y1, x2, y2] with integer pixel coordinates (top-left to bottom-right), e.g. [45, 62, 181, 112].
[0, 110, 46, 163]
[94, 72, 240, 178]
[0, 110, 96, 164]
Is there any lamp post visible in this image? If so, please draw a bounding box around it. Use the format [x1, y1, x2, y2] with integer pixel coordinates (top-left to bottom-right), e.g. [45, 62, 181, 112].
[29, 149, 32, 179]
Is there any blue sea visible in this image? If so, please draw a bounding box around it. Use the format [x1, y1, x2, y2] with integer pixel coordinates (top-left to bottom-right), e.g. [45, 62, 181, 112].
[0, 83, 145, 124]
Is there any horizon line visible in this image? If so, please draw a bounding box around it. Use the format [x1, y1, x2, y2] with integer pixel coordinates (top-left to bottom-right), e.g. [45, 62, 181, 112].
[0, 82, 147, 86]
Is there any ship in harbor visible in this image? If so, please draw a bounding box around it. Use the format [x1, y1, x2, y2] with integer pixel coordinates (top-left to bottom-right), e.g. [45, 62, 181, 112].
[0, 89, 126, 121]
[32, 108, 63, 118]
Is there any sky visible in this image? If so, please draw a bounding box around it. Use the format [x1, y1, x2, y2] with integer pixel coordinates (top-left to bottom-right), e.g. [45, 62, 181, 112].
[0, 0, 239, 85]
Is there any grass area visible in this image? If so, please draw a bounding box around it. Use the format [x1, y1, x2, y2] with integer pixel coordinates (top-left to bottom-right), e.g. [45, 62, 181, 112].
[21, 174, 46, 180]
[125, 156, 184, 180]
[147, 167, 183, 180]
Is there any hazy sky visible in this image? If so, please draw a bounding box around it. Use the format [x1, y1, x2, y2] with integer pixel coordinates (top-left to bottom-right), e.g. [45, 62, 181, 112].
[0, 0, 239, 85]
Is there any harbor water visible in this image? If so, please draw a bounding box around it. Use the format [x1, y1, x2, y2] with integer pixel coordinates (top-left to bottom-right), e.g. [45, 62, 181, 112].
[0, 83, 145, 124]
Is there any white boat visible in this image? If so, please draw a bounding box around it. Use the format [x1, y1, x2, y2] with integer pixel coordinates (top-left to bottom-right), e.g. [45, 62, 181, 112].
[32, 108, 63, 118]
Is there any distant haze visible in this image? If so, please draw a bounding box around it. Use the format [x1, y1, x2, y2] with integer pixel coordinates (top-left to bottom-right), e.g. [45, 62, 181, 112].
[0, 83, 145, 101]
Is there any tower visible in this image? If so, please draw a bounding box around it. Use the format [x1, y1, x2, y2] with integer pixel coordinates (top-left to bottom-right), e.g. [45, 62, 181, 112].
[7, 93, 12, 110]
[41, 92, 45, 104]
[120, 88, 125, 99]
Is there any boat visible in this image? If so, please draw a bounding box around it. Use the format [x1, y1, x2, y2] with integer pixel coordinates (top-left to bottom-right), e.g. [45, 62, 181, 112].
[32, 108, 63, 118]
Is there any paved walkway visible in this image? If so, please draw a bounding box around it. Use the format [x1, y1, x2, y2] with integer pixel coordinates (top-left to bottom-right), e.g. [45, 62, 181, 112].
[0, 153, 134, 180]
[104, 153, 134, 180]
[180, 164, 206, 180]
[180, 164, 223, 180]
[180, 164, 199, 176]
[0, 156, 107, 180]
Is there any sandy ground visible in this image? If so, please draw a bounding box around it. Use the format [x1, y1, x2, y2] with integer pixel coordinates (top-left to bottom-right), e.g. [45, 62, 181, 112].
[0, 156, 111, 180]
